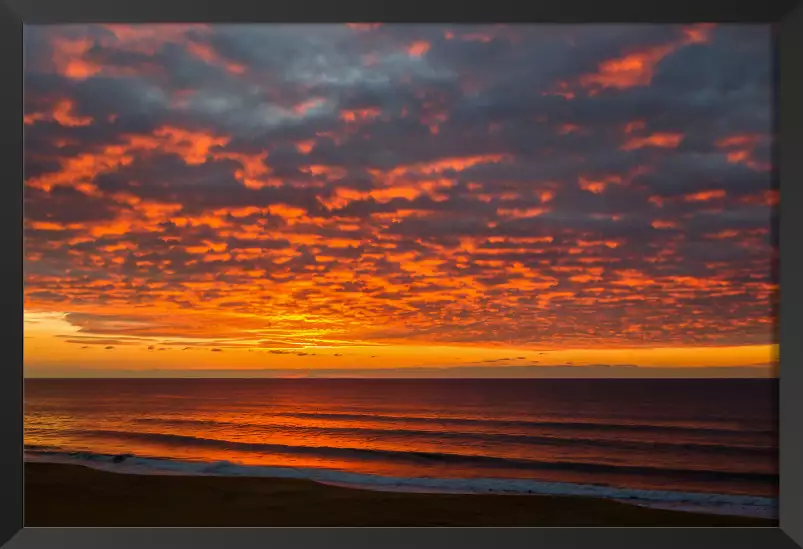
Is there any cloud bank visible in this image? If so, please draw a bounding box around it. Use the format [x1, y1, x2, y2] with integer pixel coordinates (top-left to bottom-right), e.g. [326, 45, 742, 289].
[24, 24, 776, 352]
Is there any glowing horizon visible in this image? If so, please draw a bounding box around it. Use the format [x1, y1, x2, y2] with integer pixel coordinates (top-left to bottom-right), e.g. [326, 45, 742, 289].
[23, 23, 776, 378]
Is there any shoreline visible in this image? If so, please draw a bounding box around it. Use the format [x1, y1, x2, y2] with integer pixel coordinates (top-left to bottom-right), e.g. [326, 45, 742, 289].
[25, 462, 776, 527]
[25, 451, 777, 519]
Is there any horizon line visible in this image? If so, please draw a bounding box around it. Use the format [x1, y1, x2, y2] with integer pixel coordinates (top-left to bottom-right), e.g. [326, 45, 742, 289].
[24, 375, 778, 380]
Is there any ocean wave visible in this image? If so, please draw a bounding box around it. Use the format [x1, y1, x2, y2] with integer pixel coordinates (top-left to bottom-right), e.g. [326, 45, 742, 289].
[34, 429, 777, 483]
[238, 410, 773, 436]
[23, 449, 777, 519]
[130, 417, 775, 456]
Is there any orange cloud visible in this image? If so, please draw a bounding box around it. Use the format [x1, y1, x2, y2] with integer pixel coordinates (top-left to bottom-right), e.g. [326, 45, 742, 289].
[48, 26, 205, 80]
[623, 120, 646, 134]
[385, 154, 511, 178]
[651, 220, 678, 229]
[100, 24, 202, 54]
[153, 126, 232, 165]
[25, 99, 94, 127]
[572, 24, 716, 93]
[716, 134, 762, 149]
[578, 175, 622, 194]
[51, 36, 101, 80]
[684, 189, 726, 202]
[422, 110, 449, 135]
[186, 41, 247, 75]
[27, 126, 234, 194]
[580, 44, 676, 90]
[715, 133, 769, 171]
[213, 151, 271, 189]
[621, 132, 684, 151]
[538, 190, 556, 203]
[558, 123, 581, 135]
[24, 112, 48, 125]
[340, 108, 382, 123]
[292, 98, 325, 115]
[52, 99, 94, 127]
[407, 41, 431, 57]
[706, 230, 740, 239]
[295, 140, 316, 154]
[497, 207, 548, 219]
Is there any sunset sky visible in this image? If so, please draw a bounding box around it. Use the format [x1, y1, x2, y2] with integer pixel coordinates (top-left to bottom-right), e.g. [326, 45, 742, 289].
[23, 23, 777, 378]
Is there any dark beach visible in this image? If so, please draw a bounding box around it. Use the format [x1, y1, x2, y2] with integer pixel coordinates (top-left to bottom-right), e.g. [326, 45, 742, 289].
[25, 463, 775, 527]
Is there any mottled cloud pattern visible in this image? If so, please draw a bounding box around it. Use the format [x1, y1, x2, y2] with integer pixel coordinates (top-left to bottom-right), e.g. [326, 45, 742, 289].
[23, 24, 776, 352]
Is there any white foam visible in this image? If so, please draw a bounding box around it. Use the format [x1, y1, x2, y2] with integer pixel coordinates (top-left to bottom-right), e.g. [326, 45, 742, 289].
[25, 451, 777, 520]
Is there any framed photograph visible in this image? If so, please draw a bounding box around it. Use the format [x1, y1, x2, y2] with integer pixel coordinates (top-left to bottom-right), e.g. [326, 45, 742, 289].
[2, 1, 801, 548]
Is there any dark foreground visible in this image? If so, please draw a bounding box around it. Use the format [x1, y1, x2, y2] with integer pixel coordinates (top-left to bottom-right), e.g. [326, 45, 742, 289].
[25, 463, 775, 527]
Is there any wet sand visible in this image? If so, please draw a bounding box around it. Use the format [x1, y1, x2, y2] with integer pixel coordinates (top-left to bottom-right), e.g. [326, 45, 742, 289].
[25, 462, 775, 527]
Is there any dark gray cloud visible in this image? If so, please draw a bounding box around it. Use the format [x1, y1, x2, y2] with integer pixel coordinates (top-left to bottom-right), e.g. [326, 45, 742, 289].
[22, 23, 776, 350]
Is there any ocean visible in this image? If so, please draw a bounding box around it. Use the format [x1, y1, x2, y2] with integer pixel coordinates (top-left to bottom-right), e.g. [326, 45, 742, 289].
[24, 378, 779, 519]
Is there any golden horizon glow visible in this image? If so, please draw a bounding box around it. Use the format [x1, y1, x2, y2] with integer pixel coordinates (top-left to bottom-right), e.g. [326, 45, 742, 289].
[24, 310, 776, 377]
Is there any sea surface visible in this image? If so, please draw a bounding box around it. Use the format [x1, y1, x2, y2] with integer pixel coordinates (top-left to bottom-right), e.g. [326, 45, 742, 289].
[24, 378, 779, 519]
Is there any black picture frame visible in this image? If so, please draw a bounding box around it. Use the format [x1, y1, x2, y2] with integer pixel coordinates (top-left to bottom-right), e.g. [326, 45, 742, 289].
[2, 1, 801, 548]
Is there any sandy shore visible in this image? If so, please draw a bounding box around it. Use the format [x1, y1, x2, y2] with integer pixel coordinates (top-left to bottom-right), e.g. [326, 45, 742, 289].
[25, 462, 775, 527]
